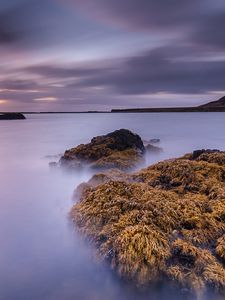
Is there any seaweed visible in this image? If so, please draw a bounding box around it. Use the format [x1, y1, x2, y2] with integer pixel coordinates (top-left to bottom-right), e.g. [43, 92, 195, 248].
[70, 150, 225, 298]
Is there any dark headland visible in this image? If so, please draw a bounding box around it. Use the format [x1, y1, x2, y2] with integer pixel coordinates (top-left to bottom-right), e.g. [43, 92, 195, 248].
[0, 113, 26, 120]
[111, 96, 225, 113]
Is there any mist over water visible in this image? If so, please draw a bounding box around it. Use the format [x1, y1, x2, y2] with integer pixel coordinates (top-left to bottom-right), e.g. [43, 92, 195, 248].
[0, 113, 225, 300]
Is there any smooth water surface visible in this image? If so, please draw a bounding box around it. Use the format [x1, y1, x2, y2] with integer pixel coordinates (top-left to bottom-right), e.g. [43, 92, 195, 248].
[1, 113, 225, 300]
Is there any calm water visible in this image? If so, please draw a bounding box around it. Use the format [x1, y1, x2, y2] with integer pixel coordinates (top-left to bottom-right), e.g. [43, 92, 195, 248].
[1, 113, 225, 300]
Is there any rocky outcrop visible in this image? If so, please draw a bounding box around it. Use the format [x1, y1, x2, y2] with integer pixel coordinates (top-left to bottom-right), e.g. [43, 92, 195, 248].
[60, 129, 145, 171]
[184, 149, 225, 166]
[0, 113, 25, 120]
[71, 150, 225, 298]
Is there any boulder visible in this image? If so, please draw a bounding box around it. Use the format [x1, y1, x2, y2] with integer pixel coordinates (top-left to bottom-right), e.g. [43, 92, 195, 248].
[71, 150, 225, 297]
[60, 129, 145, 171]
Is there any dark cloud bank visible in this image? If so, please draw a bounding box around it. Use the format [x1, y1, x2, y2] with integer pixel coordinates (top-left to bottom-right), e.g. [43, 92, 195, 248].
[23, 46, 225, 96]
[0, 0, 225, 110]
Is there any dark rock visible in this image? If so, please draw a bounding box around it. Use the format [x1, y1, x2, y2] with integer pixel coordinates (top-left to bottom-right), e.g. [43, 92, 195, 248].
[91, 129, 145, 153]
[0, 113, 26, 120]
[183, 149, 225, 166]
[60, 129, 145, 171]
[190, 149, 220, 160]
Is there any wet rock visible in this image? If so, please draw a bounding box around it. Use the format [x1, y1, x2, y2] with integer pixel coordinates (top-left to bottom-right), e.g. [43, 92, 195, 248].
[184, 149, 225, 167]
[60, 129, 145, 171]
[71, 151, 225, 297]
[188, 149, 220, 160]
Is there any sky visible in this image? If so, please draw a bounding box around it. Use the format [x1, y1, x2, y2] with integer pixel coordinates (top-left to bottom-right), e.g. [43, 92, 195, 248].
[0, 0, 225, 112]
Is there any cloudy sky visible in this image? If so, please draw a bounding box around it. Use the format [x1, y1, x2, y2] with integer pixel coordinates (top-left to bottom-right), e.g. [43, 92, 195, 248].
[0, 0, 225, 111]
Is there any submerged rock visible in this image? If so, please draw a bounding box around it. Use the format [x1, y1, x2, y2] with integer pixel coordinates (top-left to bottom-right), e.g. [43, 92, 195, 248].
[49, 161, 57, 168]
[60, 129, 145, 171]
[71, 150, 225, 298]
[143, 138, 161, 144]
[145, 143, 163, 153]
[149, 138, 160, 144]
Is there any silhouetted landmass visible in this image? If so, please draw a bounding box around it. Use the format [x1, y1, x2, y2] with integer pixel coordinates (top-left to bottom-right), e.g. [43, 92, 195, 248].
[0, 113, 26, 120]
[199, 95, 225, 108]
[111, 96, 225, 113]
[1, 96, 225, 115]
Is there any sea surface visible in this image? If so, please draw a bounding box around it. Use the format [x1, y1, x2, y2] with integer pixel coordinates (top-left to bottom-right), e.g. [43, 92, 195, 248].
[1, 113, 225, 300]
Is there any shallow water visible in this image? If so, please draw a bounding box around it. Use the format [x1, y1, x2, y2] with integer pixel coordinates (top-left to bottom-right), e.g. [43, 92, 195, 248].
[0, 112, 225, 300]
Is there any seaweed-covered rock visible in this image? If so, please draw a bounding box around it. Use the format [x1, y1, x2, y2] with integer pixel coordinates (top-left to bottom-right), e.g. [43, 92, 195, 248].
[185, 149, 225, 166]
[60, 129, 145, 170]
[71, 150, 225, 297]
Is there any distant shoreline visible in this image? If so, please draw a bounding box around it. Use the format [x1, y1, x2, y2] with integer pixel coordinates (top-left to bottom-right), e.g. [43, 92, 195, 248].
[111, 106, 225, 113]
[1, 107, 225, 114]
[1, 96, 225, 114]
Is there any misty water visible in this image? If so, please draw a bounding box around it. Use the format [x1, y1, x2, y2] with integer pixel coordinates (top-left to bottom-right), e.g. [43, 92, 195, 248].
[1, 113, 225, 300]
